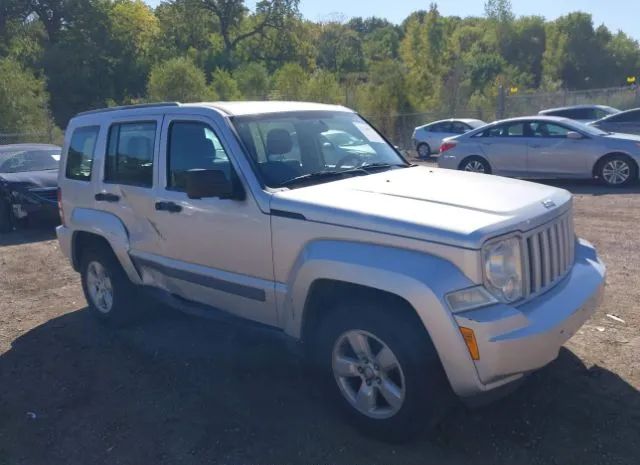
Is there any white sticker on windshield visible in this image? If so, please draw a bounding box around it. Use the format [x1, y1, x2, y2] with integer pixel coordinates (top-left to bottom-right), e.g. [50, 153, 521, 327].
[353, 122, 385, 144]
[51, 154, 60, 161]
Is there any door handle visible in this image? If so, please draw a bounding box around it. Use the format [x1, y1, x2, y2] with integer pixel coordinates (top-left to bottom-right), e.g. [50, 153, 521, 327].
[95, 192, 120, 202]
[155, 201, 182, 213]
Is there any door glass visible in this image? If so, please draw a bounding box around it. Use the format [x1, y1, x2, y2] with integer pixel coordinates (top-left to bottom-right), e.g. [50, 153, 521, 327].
[530, 122, 570, 138]
[482, 122, 525, 137]
[167, 121, 231, 191]
[450, 122, 469, 134]
[105, 122, 156, 187]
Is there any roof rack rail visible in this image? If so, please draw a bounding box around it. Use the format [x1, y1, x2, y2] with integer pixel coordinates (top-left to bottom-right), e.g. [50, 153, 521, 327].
[76, 102, 181, 117]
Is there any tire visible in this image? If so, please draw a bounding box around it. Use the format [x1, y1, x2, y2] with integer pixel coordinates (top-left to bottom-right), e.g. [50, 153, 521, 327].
[597, 155, 637, 187]
[459, 156, 491, 174]
[0, 199, 13, 233]
[416, 143, 431, 159]
[80, 244, 146, 326]
[315, 298, 452, 442]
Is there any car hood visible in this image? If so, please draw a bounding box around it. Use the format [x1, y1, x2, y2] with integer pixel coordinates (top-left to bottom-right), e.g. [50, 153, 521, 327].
[271, 166, 572, 249]
[603, 132, 640, 142]
[0, 169, 59, 188]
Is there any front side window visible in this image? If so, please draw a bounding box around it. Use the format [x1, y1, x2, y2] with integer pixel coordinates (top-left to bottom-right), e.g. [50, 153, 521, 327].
[65, 126, 99, 181]
[482, 122, 525, 137]
[232, 111, 407, 188]
[167, 121, 231, 191]
[530, 122, 570, 138]
[105, 122, 156, 187]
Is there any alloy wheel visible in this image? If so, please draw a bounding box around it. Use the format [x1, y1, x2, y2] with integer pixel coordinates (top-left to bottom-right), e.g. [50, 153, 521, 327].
[332, 330, 406, 419]
[86, 261, 114, 314]
[602, 159, 630, 185]
[464, 160, 486, 173]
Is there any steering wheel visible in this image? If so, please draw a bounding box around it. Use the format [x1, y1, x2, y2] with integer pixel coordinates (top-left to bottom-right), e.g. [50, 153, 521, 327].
[335, 154, 364, 170]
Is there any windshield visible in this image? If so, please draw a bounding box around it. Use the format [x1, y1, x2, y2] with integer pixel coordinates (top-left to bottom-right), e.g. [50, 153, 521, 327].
[232, 111, 407, 188]
[0, 149, 60, 173]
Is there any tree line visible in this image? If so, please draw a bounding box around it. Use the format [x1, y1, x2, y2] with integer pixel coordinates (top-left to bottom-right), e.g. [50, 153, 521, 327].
[1, 0, 639, 135]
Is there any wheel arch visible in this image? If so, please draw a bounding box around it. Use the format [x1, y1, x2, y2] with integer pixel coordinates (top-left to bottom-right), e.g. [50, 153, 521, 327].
[285, 240, 483, 397]
[592, 151, 639, 179]
[458, 155, 491, 172]
[69, 208, 142, 284]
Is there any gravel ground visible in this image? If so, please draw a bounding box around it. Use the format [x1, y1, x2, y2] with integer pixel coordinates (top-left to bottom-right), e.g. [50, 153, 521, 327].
[0, 177, 639, 465]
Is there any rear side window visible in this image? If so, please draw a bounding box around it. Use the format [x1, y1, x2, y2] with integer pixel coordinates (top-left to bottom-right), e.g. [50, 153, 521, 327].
[105, 122, 156, 187]
[65, 126, 99, 181]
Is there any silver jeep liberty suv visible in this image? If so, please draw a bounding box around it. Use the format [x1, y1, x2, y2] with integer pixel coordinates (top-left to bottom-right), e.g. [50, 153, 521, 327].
[57, 101, 605, 440]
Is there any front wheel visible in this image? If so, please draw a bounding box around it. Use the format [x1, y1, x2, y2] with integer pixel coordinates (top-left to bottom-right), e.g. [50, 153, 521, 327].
[598, 155, 637, 187]
[315, 299, 452, 441]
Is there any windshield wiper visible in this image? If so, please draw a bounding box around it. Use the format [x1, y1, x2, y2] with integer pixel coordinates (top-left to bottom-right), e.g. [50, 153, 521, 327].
[277, 168, 368, 188]
[360, 162, 409, 172]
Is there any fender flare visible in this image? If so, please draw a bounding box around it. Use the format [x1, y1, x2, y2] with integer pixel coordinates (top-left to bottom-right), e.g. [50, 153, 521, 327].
[284, 240, 482, 396]
[70, 207, 142, 284]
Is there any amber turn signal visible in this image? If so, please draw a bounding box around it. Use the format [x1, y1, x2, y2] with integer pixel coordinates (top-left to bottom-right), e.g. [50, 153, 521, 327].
[459, 327, 480, 360]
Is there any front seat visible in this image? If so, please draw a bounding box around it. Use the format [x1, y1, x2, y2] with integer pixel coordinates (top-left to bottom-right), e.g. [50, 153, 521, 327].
[261, 128, 302, 186]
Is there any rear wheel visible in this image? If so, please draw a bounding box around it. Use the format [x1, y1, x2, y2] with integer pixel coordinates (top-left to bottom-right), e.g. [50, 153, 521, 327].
[80, 245, 146, 326]
[598, 155, 637, 187]
[459, 156, 491, 174]
[315, 298, 451, 441]
[417, 143, 431, 159]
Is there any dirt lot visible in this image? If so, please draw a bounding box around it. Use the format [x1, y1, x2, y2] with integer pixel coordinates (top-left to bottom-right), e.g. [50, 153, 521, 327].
[1, 179, 639, 465]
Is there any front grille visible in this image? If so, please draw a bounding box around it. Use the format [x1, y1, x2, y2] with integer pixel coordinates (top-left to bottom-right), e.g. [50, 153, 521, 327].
[523, 211, 575, 298]
[28, 188, 57, 203]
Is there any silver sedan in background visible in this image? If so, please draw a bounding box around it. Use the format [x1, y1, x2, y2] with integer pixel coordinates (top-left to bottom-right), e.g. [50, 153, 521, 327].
[437, 116, 640, 186]
[590, 108, 640, 135]
[412, 118, 485, 158]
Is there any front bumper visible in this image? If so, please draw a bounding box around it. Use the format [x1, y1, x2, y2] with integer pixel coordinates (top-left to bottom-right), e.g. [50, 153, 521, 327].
[454, 238, 605, 394]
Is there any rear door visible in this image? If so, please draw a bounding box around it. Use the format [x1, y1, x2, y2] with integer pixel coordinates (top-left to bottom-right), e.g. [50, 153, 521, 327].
[526, 121, 590, 177]
[94, 115, 164, 258]
[475, 122, 530, 176]
[428, 122, 456, 150]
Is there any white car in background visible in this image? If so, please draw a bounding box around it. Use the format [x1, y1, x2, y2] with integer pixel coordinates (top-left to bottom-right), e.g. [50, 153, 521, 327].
[412, 118, 485, 158]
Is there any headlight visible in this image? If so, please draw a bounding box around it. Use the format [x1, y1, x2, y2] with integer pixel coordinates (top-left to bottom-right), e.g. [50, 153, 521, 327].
[482, 236, 524, 303]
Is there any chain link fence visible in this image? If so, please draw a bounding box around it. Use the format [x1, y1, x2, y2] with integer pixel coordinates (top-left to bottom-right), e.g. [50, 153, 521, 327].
[502, 85, 640, 119]
[0, 131, 62, 146]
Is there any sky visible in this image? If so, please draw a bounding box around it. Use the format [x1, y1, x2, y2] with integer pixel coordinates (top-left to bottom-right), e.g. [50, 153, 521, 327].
[145, 0, 640, 40]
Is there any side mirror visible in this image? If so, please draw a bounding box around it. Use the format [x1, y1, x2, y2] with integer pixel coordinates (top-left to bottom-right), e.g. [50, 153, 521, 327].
[567, 131, 584, 140]
[185, 169, 241, 200]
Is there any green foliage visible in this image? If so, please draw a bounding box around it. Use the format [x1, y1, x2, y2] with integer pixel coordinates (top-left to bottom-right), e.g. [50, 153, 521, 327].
[304, 70, 343, 104]
[234, 62, 271, 99]
[210, 68, 242, 100]
[0, 57, 56, 134]
[147, 57, 215, 102]
[1, 0, 639, 130]
[272, 62, 307, 100]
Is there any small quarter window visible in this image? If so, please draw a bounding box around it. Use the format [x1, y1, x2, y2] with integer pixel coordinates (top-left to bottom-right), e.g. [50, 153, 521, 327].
[65, 126, 99, 181]
[105, 122, 156, 187]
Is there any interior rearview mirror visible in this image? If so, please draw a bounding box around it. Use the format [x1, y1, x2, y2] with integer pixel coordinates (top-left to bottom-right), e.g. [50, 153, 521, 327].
[566, 131, 584, 140]
[186, 169, 240, 200]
